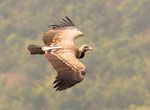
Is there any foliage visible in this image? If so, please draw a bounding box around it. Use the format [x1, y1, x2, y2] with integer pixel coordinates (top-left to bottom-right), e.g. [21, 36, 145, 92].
[0, 0, 150, 110]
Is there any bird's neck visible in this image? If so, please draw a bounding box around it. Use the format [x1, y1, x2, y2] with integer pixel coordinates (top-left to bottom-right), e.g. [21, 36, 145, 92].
[76, 49, 86, 59]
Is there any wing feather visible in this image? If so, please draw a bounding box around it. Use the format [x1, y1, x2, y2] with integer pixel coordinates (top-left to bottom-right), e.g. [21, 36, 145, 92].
[61, 18, 72, 25]
[65, 16, 75, 26]
[43, 16, 80, 46]
[45, 49, 87, 91]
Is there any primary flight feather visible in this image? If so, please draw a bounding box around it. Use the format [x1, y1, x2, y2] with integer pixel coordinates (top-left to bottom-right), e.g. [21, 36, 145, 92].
[28, 16, 92, 91]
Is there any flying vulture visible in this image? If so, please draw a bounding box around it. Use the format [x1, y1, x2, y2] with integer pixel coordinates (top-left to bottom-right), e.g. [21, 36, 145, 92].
[28, 16, 92, 91]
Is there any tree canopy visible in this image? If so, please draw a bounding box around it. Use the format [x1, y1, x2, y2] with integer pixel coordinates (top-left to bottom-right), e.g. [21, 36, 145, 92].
[0, 0, 150, 110]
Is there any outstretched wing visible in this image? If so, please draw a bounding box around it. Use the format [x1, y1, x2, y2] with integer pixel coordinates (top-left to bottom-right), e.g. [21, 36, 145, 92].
[43, 16, 83, 47]
[45, 49, 87, 91]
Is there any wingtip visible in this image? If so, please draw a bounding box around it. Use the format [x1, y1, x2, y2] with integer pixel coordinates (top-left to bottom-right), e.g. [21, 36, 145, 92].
[65, 16, 75, 26]
[65, 16, 69, 19]
[50, 16, 75, 29]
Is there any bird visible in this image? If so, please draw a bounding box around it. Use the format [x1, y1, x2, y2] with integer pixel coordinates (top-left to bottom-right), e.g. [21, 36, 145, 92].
[28, 16, 92, 91]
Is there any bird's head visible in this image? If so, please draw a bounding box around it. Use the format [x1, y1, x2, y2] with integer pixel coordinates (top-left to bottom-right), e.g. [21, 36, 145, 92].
[80, 44, 93, 52]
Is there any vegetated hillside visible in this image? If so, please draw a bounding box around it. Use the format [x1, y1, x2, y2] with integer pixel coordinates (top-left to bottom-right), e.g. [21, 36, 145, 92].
[0, 0, 150, 110]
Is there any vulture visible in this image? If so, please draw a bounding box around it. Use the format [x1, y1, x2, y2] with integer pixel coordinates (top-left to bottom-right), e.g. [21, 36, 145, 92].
[28, 16, 92, 91]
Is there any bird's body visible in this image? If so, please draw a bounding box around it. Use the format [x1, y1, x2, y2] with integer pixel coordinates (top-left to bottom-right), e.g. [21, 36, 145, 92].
[28, 16, 92, 91]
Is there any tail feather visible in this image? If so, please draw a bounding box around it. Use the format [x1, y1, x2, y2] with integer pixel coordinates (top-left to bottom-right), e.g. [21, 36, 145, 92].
[28, 45, 44, 55]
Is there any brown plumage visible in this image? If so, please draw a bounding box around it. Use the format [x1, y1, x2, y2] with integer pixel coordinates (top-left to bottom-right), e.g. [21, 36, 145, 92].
[28, 16, 92, 91]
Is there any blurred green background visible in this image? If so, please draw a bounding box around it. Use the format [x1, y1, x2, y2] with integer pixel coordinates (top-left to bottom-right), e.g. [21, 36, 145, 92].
[0, 0, 150, 110]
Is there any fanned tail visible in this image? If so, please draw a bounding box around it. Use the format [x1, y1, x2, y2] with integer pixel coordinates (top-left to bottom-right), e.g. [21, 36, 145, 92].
[28, 45, 44, 55]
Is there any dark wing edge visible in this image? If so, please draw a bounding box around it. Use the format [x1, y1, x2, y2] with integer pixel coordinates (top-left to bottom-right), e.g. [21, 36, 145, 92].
[45, 52, 87, 91]
[49, 16, 75, 29]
